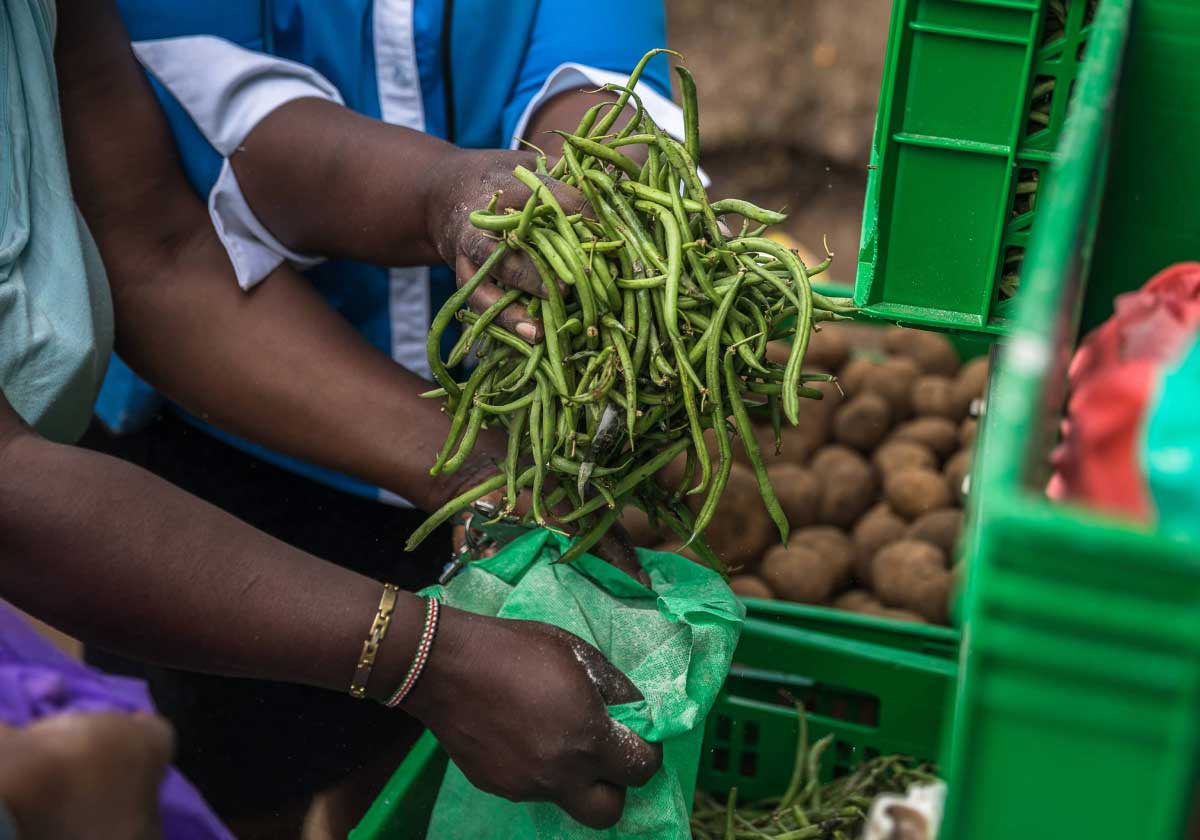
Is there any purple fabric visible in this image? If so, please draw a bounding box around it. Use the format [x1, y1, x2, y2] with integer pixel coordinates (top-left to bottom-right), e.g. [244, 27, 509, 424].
[0, 604, 233, 840]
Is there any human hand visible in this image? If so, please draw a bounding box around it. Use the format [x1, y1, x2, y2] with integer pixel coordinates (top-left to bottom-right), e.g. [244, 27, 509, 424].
[424, 149, 587, 344]
[403, 610, 662, 829]
[0, 713, 174, 840]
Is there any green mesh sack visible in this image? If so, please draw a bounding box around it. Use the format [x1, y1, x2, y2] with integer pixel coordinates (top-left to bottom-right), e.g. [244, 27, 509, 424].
[423, 528, 744, 840]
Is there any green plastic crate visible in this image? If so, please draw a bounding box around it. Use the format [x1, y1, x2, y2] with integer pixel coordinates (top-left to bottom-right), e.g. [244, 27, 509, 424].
[856, 0, 1102, 337]
[943, 1, 1200, 838]
[351, 605, 958, 838]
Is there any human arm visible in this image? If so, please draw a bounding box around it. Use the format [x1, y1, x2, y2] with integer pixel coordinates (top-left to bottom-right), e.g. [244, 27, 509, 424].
[0, 392, 659, 827]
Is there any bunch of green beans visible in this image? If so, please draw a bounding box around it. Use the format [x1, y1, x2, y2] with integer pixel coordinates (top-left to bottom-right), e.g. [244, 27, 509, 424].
[690, 702, 938, 840]
[405, 49, 856, 566]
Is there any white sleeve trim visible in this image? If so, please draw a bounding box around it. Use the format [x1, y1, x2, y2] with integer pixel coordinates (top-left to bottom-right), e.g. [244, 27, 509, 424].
[132, 36, 344, 290]
[510, 62, 710, 187]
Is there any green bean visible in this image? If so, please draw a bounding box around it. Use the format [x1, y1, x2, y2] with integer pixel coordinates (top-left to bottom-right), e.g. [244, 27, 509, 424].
[710, 198, 787, 226]
[619, 180, 704, 213]
[555, 131, 642, 182]
[450, 287, 523, 366]
[527, 392, 548, 526]
[476, 389, 538, 413]
[428, 245, 509, 399]
[589, 48, 678, 138]
[725, 350, 789, 543]
[675, 65, 701, 165]
[505, 407, 528, 511]
[605, 323, 637, 443]
[431, 352, 505, 475]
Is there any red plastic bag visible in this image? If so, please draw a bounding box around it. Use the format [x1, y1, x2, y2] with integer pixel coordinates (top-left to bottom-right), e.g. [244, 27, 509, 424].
[1048, 263, 1200, 520]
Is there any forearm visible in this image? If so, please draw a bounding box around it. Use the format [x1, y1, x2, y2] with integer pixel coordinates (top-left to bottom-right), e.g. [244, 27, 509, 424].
[232, 89, 632, 265]
[0, 414, 425, 698]
[106, 233, 504, 511]
[232, 98, 454, 266]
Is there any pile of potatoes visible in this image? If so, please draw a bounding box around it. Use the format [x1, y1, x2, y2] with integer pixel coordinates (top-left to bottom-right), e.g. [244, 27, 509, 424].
[619, 323, 989, 626]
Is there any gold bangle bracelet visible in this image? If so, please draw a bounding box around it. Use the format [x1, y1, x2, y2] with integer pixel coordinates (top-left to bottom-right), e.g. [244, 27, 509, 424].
[349, 583, 400, 699]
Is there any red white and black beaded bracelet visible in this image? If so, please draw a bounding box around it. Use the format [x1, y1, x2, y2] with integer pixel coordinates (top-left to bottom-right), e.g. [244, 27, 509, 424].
[385, 596, 441, 708]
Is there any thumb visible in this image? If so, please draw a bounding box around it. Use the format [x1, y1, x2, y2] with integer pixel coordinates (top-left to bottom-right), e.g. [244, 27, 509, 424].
[567, 636, 643, 707]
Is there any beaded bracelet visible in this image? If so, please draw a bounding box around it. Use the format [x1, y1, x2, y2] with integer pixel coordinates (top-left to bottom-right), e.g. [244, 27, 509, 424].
[385, 596, 441, 708]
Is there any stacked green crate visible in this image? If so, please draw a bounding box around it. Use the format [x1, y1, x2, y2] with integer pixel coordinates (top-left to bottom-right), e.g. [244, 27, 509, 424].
[856, 0, 1100, 336]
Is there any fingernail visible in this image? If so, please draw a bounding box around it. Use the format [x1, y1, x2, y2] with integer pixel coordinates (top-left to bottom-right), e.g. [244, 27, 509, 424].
[517, 323, 538, 343]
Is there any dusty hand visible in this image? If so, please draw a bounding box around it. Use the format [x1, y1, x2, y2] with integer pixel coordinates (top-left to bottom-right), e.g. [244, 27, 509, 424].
[0, 713, 174, 840]
[403, 610, 662, 829]
[425, 149, 587, 344]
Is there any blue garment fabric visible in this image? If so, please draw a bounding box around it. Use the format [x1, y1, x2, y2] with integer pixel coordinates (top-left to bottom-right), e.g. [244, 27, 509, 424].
[0, 604, 233, 840]
[98, 0, 670, 502]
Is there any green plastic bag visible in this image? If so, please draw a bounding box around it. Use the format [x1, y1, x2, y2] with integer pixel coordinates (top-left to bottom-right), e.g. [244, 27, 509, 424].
[423, 529, 744, 840]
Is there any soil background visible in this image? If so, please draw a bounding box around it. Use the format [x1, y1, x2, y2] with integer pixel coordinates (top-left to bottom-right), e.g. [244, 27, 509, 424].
[665, 1, 893, 286]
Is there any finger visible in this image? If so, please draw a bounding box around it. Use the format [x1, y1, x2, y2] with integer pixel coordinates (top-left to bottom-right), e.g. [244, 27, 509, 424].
[557, 781, 627, 830]
[569, 639, 643, 707]
[461, 234, 552, 300]
[597, 721, 664, 788]
[543, 176, 588, 219]
[494, 251, 552, 299]
[466, 278, 543, 345]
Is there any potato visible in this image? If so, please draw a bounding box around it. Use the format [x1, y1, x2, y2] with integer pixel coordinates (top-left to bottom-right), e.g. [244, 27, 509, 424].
[832, 392, 892, 452]
[883, 327, 960, 376]
[832, 588, 878, 611]
[862, 356, 921, 418]
[766, 463, 821, 529]
[951, 357, 990, 418]
[619, 505, 665, 548]
[944, 449, 971, 502]
[959, 417, 978, 450]
[810, 445, 876, 527]
[761, 544, 839, 604]
[884, 468, 952, 520]
[804, 325, 852, 372]
[810, 444, 868, 480]
[873, 440, 937, 477]
[685, 462, 775, 570]
[729, 575, 775, 600]
[910, 374, 959, 420]
[891, 417, 959, 459]
[905, 508, 964, 558]
[789, 525, 855, 589]
[872, 539, 951, 623]
[850, 503, 906, 585]
[838, 357, 877, 397]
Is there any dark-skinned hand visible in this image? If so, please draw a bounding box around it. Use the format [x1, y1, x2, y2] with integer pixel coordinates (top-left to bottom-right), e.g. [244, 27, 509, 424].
[425, 149, 587, 345]
[401, 608, 663, 829]
[0, 713, 174, 840]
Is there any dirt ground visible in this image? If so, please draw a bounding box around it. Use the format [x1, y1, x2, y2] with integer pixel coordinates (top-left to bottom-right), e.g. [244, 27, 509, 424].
[665, 0, 893, 286]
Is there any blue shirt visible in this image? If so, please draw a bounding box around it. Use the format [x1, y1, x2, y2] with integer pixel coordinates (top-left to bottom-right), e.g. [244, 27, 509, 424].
[99, 0, 673, 503]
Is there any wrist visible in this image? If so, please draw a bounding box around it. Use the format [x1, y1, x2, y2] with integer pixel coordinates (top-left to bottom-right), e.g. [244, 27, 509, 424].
[420, 145, 470, 260]
[378, 603, 479, 717]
